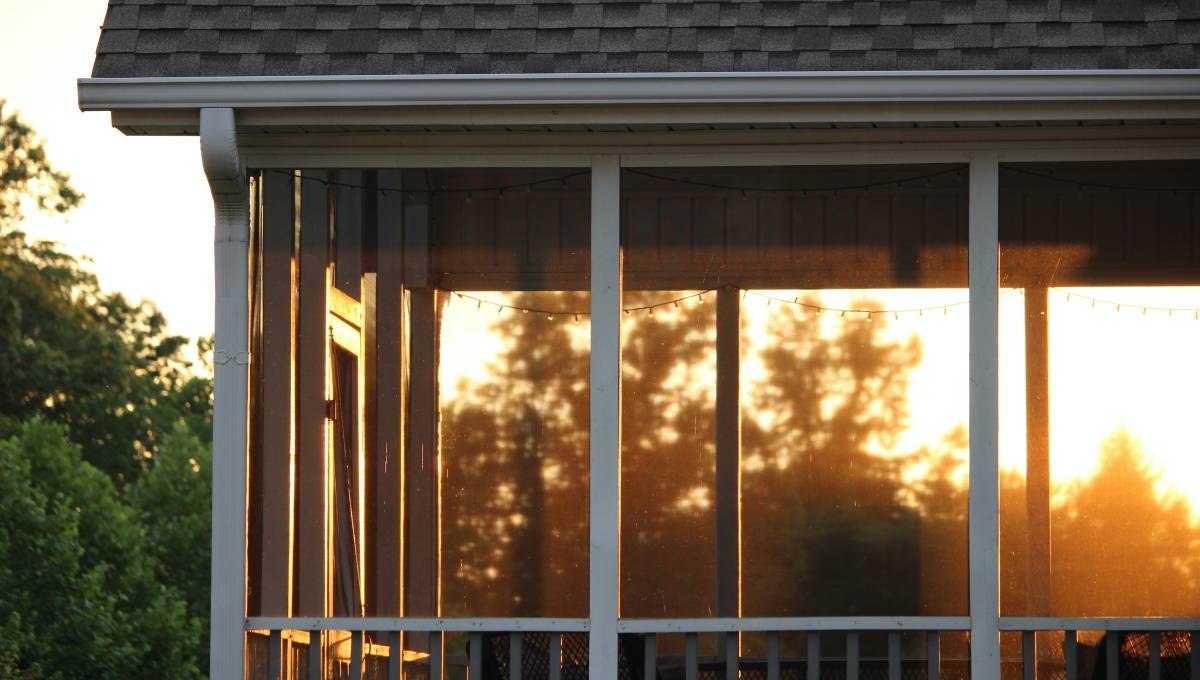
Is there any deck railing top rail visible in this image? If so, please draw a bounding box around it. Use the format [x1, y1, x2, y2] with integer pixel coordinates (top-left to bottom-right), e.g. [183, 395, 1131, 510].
[244, 617, 590, 632]
[617, 617, 972, 633]
[1000, 617, 1200, 631]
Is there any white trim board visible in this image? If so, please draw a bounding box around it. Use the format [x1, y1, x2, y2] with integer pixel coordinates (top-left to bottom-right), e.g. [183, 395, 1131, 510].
[237, 142, 1200, 171]
[79, 70, 1200, 111]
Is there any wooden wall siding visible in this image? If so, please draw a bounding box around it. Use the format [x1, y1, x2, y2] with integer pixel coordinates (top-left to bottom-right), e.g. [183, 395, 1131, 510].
[999, 183, 1200, 286]
[246, 173, 264, 617]
[405, 289, 440, 635]
[260, 170, 296, 617]
[403, 172, 439, 634]
[622, 189, 970, 290]
[373, 169, 407, 617]
[294, 169, 330, 616]
[334, 170, 365, 300]
[430, 191, 590, 291]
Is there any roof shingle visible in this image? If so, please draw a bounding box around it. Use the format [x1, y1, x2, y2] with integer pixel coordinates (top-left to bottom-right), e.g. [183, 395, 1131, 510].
[91, 0, 1200, 78]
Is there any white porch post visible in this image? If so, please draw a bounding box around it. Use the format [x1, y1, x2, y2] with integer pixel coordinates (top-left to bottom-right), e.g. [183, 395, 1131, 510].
[590, 155, 622, 679]
[201, 107, 250, 680]
[968, 153, 1001, 680]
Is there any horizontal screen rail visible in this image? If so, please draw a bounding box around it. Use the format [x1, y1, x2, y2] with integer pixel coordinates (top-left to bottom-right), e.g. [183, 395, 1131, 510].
[617, 617, 971, 633]
[1000, 617, 1200, 631]
[244, 617, 590, 632]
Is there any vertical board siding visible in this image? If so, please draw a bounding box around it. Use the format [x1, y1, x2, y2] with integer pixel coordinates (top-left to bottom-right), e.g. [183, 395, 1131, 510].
[1024, 286, 1051, 616]
[247, 174, 265, 617]
[406, 292, 439, 621]
[261, 170, 295, 617]
[757, 196, 791, 268]
[335, 170, 364, 299]
[374, 170, 406, 617]
[404, 172, 437, 656]
[715, 286, 741, 624]
[295, 169, 330, 617]
[527, 196, 561, 269]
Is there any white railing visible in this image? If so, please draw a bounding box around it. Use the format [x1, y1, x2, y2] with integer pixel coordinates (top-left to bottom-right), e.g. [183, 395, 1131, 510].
[245, 617, 589, 680]
[1000, 618, 1200, 680]
[621, 617, 970, 680]
[245, 616, 1200, 680]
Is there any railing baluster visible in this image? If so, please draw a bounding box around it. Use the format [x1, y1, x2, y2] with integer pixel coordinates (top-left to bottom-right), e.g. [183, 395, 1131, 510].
[1064, 630, 1077, 680]
[268, 629, 282, 680]
[308, 630, 321, 680]
[1192, 631, 1199, 680]
[807, 632, 820, 680]
[390, 631, 402, 680]
[351, 630, 363, 680]
[1105, 632, 1118, 680]
[767, 632, 780, 680]
[470, 633, 483, 680]
[1022, 630, 1035, 680]
[846, 632, 860, 680]
[888, 631, 901, 680]
[645, 633, 658, 680]
[510, 632, 523, 680]
[1148, 631, 1161, 680]
[685, 632, 699, 680]
[432, 631, 444, 680]
[550, 633, 562, 680]
[726, 631, 739, 680]
[927, 631, 939, 680]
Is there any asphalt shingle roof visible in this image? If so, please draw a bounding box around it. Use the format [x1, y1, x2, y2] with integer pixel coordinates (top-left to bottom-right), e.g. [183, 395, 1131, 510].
[91, 0, 1200, 77]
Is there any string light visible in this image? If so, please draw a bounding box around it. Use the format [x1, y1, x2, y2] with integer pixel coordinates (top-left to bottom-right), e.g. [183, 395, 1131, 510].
[448, 287, 1190, 323]
[451, 289, 716, 320]
[1051, 288, 1200, 319]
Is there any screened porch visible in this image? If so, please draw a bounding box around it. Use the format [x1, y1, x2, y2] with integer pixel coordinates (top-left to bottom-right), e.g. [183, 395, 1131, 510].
[239, 157, 1200, 680]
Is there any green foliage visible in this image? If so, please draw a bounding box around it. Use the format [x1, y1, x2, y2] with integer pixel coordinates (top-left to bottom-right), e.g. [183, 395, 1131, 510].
[0, 103, 213, 676]
[129, 426, 213, 676]
[0, 101, 82, 224]
[0, 229, 212, 482]
[0, 420, 203, 679]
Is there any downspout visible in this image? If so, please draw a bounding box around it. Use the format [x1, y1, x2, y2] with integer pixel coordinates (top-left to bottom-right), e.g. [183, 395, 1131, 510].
[200, 107, 250, 680]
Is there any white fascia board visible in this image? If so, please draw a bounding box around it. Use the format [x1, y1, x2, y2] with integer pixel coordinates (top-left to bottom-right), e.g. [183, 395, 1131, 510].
[78, 69, 1200, 112]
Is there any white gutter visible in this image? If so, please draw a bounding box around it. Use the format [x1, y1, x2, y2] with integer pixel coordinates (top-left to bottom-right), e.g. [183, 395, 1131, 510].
[78, 70, 1200, 112]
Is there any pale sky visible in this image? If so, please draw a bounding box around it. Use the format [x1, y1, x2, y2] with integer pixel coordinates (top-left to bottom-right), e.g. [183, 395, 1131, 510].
[1, 1, 214, 341]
